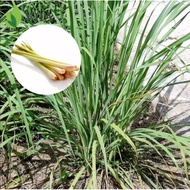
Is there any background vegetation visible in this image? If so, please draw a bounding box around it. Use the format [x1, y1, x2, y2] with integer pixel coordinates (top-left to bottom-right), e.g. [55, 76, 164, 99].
[0, 0, 190, 189]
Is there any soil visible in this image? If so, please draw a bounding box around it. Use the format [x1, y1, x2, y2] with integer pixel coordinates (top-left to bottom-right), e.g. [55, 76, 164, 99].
[0, 143, 120, 189]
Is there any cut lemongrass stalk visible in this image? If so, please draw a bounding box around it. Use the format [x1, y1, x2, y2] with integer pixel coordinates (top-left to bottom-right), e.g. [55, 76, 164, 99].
[35, 61, 57, 80]
[47, 65, 65, 74]
[21, 42, 33, 50]
[73, 65, 80, 71]
[12, 48, 78, 70]
[56, 73, 65, 80]
[65, 71, 77, 78]
[46, 65, 65, 80]
[15, 44, 34, 54]
[12, 41, 80, 80]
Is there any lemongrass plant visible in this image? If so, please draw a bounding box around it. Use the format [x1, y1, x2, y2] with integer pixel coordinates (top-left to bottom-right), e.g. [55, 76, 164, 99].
[1, 0, 190, 189]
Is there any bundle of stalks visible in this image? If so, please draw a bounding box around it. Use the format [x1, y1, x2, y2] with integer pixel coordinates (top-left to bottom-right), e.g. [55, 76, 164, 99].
[12, 42, 79, 80]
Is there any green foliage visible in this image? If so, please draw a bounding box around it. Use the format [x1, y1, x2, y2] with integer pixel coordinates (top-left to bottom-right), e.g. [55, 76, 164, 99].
[0, 0, 190, 189]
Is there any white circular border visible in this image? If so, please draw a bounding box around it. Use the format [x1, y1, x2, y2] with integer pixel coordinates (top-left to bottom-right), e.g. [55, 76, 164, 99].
[11, 24, 81, 95]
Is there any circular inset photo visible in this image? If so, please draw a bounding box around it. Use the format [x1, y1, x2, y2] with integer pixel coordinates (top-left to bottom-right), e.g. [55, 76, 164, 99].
[11, 24, 81, 95]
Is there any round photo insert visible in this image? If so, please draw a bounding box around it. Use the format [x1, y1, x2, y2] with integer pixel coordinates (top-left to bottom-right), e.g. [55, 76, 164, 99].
[11, 24, 81, 95]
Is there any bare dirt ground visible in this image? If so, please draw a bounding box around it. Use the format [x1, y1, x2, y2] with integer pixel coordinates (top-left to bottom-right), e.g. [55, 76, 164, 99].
[0, 145, 120, 189]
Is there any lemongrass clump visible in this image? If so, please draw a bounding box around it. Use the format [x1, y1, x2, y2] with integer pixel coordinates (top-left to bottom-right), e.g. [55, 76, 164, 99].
[12, 42, 79, 80]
